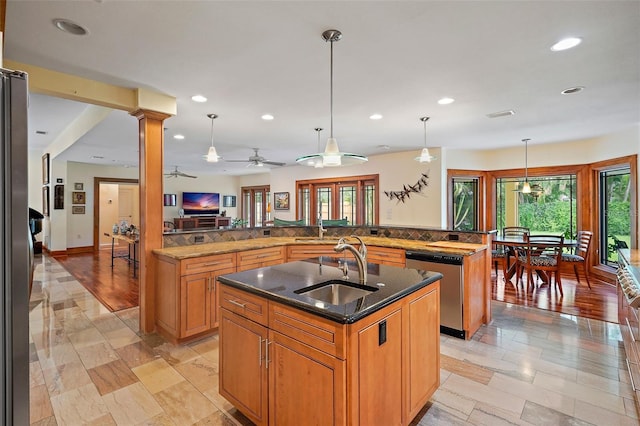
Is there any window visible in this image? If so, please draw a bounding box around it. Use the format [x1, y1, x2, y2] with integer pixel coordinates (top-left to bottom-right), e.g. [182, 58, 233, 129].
[599, 167, 631, 266]
[451, 177, 480, 231]
[296, 174, 379, 225]
[241, 185, 270, 227]
[495, 174, 577, 237]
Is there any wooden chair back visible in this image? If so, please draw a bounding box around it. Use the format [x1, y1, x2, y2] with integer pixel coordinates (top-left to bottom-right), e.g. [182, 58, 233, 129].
[502, 226, 529, 238]
[575, 230, 593, 257]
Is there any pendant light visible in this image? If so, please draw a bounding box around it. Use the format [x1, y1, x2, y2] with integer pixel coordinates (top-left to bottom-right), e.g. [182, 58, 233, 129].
[205, 113, 220, 163]
[520, 138, 532, 193]
[296, 29, 368, 167]
[415, 116, 436, 163]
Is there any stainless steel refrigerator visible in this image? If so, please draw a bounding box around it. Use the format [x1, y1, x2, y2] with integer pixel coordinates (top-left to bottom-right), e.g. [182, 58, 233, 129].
[1, 68, 30, 425]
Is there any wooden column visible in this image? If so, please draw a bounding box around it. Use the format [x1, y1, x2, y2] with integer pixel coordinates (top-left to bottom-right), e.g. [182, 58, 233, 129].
[132, 109, 170, 333]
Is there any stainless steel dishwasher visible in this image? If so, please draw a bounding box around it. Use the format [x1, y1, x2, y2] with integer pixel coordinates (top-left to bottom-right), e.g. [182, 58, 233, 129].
[405, 251, 465, 339]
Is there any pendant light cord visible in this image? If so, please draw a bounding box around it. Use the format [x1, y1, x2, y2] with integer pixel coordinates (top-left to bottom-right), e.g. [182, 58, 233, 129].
[330, 39, 334, 139]
[210, 117, 215, 147]
[523, 138, 529, 182]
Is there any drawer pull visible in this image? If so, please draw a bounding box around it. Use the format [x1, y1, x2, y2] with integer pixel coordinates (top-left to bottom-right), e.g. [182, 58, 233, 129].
[228, 299, 246, 308]
[202, 261, 227, 267]
[258, 336, 263, 366]
[265, 339, 271, 369]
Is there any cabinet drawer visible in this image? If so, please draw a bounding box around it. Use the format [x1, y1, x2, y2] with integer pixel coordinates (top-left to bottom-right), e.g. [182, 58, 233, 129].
[237, 246, 285, 269]
[181, 253, 236, 276]
[287, 244, 347, 261]
[367, 247, 405, 266]
[269, 301, 346, 359]
[220, 284, 269, 326]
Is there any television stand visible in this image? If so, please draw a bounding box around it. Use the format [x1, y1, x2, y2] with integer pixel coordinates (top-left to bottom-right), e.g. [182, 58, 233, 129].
[174, 216, 230, 230]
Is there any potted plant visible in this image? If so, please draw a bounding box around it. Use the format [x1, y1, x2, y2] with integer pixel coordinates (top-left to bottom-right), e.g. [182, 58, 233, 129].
[231, 218, 247, 228]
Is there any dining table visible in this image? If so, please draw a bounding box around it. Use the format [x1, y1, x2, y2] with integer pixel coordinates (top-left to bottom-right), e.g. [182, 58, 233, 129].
[493, 234, 577, 284]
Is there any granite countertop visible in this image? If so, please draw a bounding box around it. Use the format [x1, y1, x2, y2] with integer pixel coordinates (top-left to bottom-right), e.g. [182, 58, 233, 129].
[153, 236, 487, 260]
[217, 256, 443, 324]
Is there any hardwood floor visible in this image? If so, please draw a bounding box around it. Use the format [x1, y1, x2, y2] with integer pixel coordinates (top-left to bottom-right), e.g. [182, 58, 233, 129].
[53, 248, 619, 323]
[54, 248, 139, 312]
[492, 269, 619, 323]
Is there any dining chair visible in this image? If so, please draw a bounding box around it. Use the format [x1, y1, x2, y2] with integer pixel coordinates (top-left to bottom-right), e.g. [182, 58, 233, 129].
[492, 227, 529, 279]
[516, 234, 565, 295]
[561, 230, 593, 289]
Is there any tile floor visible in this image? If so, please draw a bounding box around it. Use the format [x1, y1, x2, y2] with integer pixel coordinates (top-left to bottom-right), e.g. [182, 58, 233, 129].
[29, 255, 640, 425]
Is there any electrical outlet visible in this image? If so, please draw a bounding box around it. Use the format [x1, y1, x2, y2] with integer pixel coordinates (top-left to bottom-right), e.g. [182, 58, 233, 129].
[448, 234, 459, 241]
[194, 235, 204, 243]
[370, 229, 378, 235]
[263, 229, 271, 236]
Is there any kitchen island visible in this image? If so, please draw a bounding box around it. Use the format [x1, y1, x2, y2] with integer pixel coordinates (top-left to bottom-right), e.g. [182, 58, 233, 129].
[217, 257, 442, 426]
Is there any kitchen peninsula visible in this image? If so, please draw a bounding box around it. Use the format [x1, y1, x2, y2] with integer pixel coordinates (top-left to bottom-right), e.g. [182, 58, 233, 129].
[153, 227, 491, 344]
[217, 257, 442, 426]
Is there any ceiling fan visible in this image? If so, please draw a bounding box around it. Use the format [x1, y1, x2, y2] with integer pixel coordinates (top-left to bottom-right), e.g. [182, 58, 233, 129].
[164, 166, 197, 179]
[225, 148, 285, 167]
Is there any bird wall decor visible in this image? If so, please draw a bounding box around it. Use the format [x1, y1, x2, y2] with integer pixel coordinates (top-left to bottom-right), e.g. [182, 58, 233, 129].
[384, 173, 430, 203]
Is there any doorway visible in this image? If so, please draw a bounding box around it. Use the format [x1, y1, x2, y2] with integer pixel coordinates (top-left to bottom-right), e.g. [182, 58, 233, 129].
[93, 177, 139, 252]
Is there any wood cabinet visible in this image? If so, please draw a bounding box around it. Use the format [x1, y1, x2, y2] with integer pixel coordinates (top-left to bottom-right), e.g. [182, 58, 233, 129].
[237, 246, 285, 272]
[366, 246, 406, 266]
[155, 252, 236, 342]
[287, 244, 352, 261]
[173, 216, 230, 230]
[617, 250, 640, 410]
[219, 280, 440, 426]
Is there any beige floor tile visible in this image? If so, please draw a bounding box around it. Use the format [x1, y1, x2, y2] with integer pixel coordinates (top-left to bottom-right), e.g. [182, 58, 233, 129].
[67, 326, 107, 350]
[134, 412, 177, 425]
[132, 358, 185, 394]
[440, 373, 526, 416]
[30, 416, 58, 426]
[31, 326, 69, 353]
[116, 341, 160, 369]
[534, 370, 626, 415]
[174, 355, 218, 393]
[30, 384, 54, 424]
[92, 313, 128, 334]
[577, 369, 635, 399]
[76, 341, 120, 370]
[102, 382, 163, 424]
[154, 342, 200, 366]
[37, 343, 81, 371]
[103, 326, 141, 349]
[430, 387, 476, 419]
[50, 383, 109, 425]
[466, 401, 532, 426]
[153, 381, 217, 425]
[192, 409, 239, 425]
[42, 360, 94, 396]
[30, 360, 45, 388]
[488, 371, 575, 416]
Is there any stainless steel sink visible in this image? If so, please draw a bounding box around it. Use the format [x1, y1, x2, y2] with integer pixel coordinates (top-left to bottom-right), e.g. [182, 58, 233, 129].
[294, 280, 378, 305]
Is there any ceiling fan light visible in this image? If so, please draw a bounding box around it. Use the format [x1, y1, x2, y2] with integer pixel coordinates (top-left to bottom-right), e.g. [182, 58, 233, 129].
[206, 146, 220, 162]
[314, 160, 324, 168]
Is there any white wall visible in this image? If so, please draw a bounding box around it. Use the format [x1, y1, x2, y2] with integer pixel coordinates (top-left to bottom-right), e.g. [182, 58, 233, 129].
[163, 174, 241, 220]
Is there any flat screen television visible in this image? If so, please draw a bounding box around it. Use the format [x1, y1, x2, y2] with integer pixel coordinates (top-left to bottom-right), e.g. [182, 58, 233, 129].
[182, 192, 220, 216]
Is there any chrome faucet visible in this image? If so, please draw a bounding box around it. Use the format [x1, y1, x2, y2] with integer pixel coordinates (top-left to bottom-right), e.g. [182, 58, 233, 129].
[318, 215, 327, 239]
[334, 235, 367, 284]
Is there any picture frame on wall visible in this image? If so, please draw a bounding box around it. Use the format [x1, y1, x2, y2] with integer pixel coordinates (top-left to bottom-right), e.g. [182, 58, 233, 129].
[223, 195, 236, 208]
[42, 186, 49, 217]
[42, 153, 50, 184]
[54, 184, 64, 210]
[74, 182, 83, 190]
[274, 192, 290, 210]
[71, 206, 85, 214]
[72, 191, 86, 204]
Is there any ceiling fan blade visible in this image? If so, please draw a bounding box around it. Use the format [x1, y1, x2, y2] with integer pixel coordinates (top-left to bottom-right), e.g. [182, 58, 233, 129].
[177, 172, 197, 178]
[225, 159, 251, 163]
[263, 160, 285, 166]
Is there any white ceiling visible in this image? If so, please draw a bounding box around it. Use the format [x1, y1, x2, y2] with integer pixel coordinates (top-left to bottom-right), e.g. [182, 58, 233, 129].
[5, 1, 640, 176]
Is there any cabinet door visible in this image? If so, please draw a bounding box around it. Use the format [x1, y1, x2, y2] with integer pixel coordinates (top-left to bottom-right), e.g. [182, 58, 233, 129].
[406, 284, 440, 421]
[269, 331, 345, 426]
[219, 309, 268, 426]
[180, 272, 211, 337]
[357, 309, 403, 426]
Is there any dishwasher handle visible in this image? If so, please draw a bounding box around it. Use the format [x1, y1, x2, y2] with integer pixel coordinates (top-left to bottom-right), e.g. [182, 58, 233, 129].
[405, 251, 464, 265]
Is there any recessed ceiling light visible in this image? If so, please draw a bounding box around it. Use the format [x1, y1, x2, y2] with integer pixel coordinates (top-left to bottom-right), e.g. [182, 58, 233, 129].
[191, 95, 207, 103]
[437, 97, 455, 105]
[52, 18, 88, 36]
[173, 134, 185, 140]
[35, 130, 48, 135]
[486, 110, 515, 118]
[369, 113, 383, 120]
[551, 37, 582, 52]
[261, 114, 274, 120]
[561, 86, 585, 95]
[91, 155, 104, 160]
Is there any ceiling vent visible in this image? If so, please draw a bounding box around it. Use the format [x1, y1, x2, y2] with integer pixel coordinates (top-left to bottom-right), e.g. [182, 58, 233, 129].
[486, 110, 515, 119]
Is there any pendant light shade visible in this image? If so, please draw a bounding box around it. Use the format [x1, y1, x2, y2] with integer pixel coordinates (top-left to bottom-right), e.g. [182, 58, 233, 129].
[415, 116, 436, 163]
[296, 29, 368, 167]
[205, 113, 220, 163]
